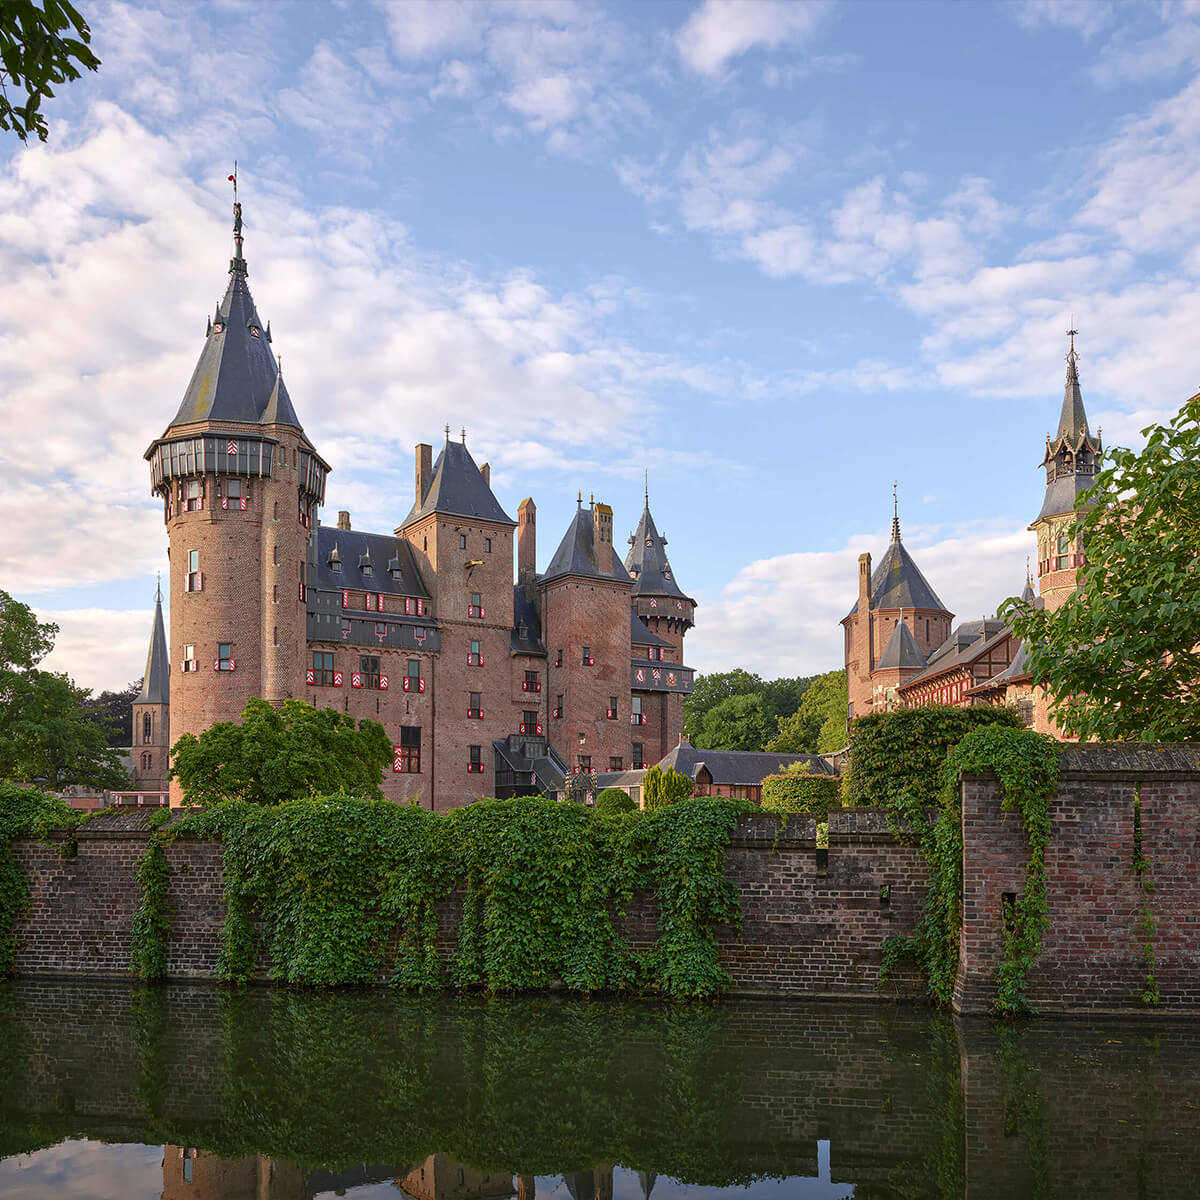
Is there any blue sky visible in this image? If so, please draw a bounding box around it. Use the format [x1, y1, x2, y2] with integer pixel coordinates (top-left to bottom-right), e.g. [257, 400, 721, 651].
[4, 0, 1200, 692]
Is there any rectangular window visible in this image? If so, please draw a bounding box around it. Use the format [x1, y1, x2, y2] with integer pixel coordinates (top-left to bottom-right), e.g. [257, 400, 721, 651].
[576, 755, 591, 774]
[468, 592, 484, 619]
[523, 670, 541, 693]
[606, 695, 618, 720]
[460, 534, 467, 550]
[402, 658, 424, 693]
[609, 757, 623, 772]
[468, 691, 483, 719]
[468, 744, 483, 773]
[632, 742, 645, 769]
[555, 649, 563, 668]
[310, 651, 334, 686]
[394, 726, 421, 774]
[520, 709, 541, 735]
[181, 643, 197, 673]
[631, 696, 645, 726]
[185, 480, 203, 511]
[216, 643, 234, 672]
[582, 646, 594, 666]
[185, 549, 203, 592]
[484, 537, 492, 553]
[359, 655, 381, 688]
[468, 640, 484, 667]
[553, 694, 563, 719]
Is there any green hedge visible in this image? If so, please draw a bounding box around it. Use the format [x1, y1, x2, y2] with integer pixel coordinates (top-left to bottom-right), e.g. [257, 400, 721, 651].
[595, 787, 636, 814]
[760, 774, 840, 819]
[845, 705, 1021, 830]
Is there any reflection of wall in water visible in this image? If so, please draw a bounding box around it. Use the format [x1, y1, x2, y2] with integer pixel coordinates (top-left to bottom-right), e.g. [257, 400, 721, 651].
[397, 1153, 515, 1200]
[161, 1146, 304, 1200]
[562, 1166, 614, 1200]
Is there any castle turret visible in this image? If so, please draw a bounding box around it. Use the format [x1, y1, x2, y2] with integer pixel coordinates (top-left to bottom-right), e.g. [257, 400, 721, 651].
[1031, 329, 1103, 611]
[145, 198, 329, 802]
[130, 581, 170, 796]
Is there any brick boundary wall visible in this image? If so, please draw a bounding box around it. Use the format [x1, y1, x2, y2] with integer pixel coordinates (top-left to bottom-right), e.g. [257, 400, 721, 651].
[11, 746, 1200, 1013]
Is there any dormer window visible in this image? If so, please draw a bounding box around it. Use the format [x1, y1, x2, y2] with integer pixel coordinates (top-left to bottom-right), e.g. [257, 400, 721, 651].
[388, 555, 402, 580]
[249, 324, 260, 338]
[212, 321, 224, 333]
[328, 544, 341, 573]
[362, 562, 373, 577]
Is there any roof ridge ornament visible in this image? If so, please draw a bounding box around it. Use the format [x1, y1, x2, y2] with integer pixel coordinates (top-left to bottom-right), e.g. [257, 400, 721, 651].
[229, 161, 247, 277]
[892, 480, 901, 541]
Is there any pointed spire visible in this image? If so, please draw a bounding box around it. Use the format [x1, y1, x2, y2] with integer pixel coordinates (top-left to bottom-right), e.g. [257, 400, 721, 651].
[230, 200, 247, 277]
[137, 584, 170, 705]
[644, 468, 649, 506]
[891, 480, 901, 541]
[155, 571, 162, 604]
[1057, 325, 1091, 441]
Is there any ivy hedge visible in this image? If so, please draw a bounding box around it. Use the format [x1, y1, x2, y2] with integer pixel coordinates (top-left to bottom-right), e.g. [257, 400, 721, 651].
[123, 794, 756, 1000]
[759, 773, 839, 819]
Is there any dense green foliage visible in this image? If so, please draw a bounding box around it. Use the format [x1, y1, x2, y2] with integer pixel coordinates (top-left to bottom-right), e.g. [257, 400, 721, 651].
[684, 669, 817, 750]
[181, 794, 752, 999]
[129, 808, 174, 981]
[880, 724, 1059, 1014]
[81, 677, 142, 748]
[766, 669, 848, 754]
[0, 590, 127, 792]
[1132, 787, 1159, 1006]
[0, 784, 75, 975]
[642, 764, 694, 809]
[170, 697, 392, 806]
[844, 705, 1022, 824]
[0, 0, 100, 142]
[594, 787, 636, 814]
[1004, 396, 1200, 741]
[760, 772, 840, 819]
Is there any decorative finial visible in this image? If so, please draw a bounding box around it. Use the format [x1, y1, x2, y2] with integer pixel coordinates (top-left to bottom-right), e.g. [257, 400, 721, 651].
[444, 423, 451, 442]
[644, 468, 649, 506]
[577, 490, 582, 506]
[892, 480, 901, 541]
[461, 427, 467, 444]
[228, 161, 247, 276]
[590, 491, 594, 506]
[1066, 324, 1079, 379]
[155, 572, 162, 604]
[277, 352, 283, 376]
[1026, 555, 1032, 586]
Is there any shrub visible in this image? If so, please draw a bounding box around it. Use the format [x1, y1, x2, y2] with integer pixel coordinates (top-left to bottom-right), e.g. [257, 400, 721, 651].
[845, 705, 1021, 831]
[643, 765, 694, 809]
[595, 788, 636, 815]
[760, 773, 840, 819]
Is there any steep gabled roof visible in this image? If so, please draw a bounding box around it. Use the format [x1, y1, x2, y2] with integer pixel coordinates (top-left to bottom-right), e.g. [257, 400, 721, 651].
[400, 437, 514, 528]
[903, 619, 1009, 687]
[167, 203, 302, 433]
[312, 525, 429, 598]
[624, 498, 688, 599]
[1036, 333, 1104, 522]
[543, 502, 630, 584]
[875, 619, 926, 671]
[136, 585, 169, 705]
[845, 520, 949, 618]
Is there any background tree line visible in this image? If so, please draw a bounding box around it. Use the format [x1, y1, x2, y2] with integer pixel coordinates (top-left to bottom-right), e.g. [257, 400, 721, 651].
[683, 668, 847, 755]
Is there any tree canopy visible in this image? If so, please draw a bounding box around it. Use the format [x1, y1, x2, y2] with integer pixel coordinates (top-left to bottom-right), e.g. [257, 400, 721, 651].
[684, 669, 818, 752]
[170, 697, 393, 807]
[0, 0, 100, 143]
[1004, 395, 1200, 741]
[696, 692, 771, 753]
[767, 669, 848, 754]
[0, 589, 127, 792]
[81, 677, 142, 748]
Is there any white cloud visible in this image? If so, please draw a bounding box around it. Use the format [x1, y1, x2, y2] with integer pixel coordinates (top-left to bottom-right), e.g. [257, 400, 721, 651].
[1011, 0, 1118, 40]
[40, 607, 157, 696]
[677, 0, 833, 76]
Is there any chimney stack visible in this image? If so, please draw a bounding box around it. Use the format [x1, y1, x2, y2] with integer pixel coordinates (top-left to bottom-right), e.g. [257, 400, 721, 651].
[518, 498, 536, 600]
[337, 510, 351, 531]
[593, 502, 613, 575]
[415, 443, 432, 507]
[858, 552, 873, 673]
[480, 461, 490, 487]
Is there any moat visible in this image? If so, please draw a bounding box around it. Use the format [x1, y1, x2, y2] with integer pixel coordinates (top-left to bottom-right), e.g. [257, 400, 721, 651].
[0, 980, 1197, 1199]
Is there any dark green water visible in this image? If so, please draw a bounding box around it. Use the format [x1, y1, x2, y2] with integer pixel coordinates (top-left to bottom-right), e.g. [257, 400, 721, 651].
[0, 980, 1197, 1199]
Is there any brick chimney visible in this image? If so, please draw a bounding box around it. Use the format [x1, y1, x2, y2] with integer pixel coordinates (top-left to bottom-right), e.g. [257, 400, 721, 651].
[480, 461, 490, 487]
[518, 497, 536, 599]
[337, 510, 351, 531]
[593, 501, 613, 574]
[415, 443, 432, 507]
[858, 552, 873, 673]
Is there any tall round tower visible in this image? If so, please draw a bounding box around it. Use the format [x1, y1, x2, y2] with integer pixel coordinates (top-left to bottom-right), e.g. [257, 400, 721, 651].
[144, 199, 329, 803]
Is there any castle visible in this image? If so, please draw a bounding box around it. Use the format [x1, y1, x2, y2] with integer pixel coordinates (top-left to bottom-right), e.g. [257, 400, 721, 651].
[128, 202, 695, 809]
[842, 331, 1101, 733]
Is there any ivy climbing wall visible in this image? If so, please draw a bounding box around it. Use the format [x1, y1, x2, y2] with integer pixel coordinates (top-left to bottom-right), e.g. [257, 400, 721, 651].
[956, 744, 1200, 1015]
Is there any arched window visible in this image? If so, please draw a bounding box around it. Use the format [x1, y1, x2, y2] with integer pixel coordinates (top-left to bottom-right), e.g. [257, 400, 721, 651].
[1054, 533, 1070, 571]
[142, 713, 152, 744]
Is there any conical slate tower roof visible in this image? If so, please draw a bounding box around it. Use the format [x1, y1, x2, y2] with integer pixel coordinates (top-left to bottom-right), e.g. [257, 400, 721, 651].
[1036, 331, 1103, 522]
[167, 201, 302, 432]
[136, 583, 169, 705]
[624, 490, 688, 599]
[845, 510, 949, 617]
[400, 433, 514, 527]
[875, 618, 926, 670]
[543, 498, 629, 582]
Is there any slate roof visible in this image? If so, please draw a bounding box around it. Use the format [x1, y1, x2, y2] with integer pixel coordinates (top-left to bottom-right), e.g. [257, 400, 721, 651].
[655, 741, 839, 784]
[1056, 346, 1093, 442]
[630, 610, 673, 649]
[136, 587, 170, 705]
[400, 438, 514, 528]
[624, 500, 689, 599]
[511, 584, 547, 656]
[844, 526, 949, 617]
[875, 619, 926, 671]
[167, 206, 302, 433]
[312, 525, 429, 598]
[543, 503, 631, 584]
[903, 619, 1009, 687]
[1036, 339, 1104, 522]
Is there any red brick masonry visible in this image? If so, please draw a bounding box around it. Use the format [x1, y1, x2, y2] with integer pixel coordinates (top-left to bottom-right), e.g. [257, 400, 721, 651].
[11, 746, 1200, 1013]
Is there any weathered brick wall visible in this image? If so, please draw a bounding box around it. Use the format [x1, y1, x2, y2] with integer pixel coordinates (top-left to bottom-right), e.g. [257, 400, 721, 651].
[956, 744, 1200, 1015]
[7, 808, 925, 998]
